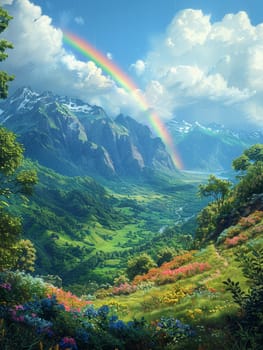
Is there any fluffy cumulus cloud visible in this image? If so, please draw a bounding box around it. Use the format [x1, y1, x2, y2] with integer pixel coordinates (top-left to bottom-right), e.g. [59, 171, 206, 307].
[1, 1, 263, 129]
[141, 9, 263, 128]
[1, 0, 138, 117]
[130, 59, 146, 76]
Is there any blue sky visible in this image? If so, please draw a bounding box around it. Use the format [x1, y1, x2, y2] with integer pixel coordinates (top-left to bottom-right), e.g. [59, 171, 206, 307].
[28, 0, 263, 71]
[2, 0, 263, 130]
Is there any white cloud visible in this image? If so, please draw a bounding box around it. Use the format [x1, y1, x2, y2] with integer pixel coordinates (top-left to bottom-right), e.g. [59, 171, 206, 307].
[130, 59, 146, 76]
[74, 16, 85, 25]
[1, 0, 14, 5]
[139, 10, 263, 128]
[1, 0, 138, 117]
[2, 2, 263, 130]
[106, 52, 113, 60]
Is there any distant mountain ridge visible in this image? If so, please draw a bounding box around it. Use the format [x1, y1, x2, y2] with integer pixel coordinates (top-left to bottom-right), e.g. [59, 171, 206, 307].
[1, 87, 261, 175]
[0, 87, 175, 178]
[167, 119, 263, 171]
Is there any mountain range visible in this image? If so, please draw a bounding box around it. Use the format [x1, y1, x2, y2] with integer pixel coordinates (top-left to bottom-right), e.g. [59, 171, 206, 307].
[1, 87, 262, 177]
[0, 87, 174, 178]
[167, 119, 263, 171]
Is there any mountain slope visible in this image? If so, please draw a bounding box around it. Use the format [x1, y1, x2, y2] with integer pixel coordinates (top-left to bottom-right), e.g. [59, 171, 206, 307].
[167, 119, 263, 171]
[0, 87, 175, 178]
[10, 160, 206, 285]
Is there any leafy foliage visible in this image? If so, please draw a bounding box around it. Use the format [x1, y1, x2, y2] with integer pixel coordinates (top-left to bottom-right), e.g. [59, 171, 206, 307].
[223, 247, 263, 348]
[0, 128, 37, 270]
[126, 253, 156, 280]
[0, 271, 196, 350]
[233, 144, 263, 172]
[196, 144, 263, 245]
[0, 271, 46, 305]
[198, 174, 232, 210]
[157, 247, 177, 266]
[0, 7, 37, 271]
[0, 6, 14, 98]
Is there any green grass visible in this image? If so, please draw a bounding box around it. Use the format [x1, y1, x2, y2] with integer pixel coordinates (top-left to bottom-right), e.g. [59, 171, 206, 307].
[92, 216, 262, 331]
[14, 162, 208, 285]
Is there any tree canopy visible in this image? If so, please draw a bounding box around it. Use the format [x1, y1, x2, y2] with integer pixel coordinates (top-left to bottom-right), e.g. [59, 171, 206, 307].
[126, 253, 156, 280]
[196, 144, 263, 245]
[0, 6, 14, 99]
[233, 144, 263, 202]
[0, 6, 37, 271]
[198, 174, 232, 210]
[232, 144, 263, 172]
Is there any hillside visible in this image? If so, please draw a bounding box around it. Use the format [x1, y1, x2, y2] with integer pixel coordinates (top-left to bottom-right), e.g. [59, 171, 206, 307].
[14, 162, 206, 286]
[93, 210, 263, 348]
[1, 144, 262, 349]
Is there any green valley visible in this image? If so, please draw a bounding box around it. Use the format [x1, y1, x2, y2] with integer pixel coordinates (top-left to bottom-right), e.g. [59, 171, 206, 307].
[14, 162, 208, 286]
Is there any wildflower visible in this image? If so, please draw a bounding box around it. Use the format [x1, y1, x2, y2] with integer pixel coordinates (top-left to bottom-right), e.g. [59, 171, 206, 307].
[109, 315, 118, 322]
[109, 319, 127, 331]
[98, 305, 110, 317]
[59, 337, 78, 350]
[84, 306, 98, 318]
[15, 305, 24, 310]
[0, 282, 11, 291]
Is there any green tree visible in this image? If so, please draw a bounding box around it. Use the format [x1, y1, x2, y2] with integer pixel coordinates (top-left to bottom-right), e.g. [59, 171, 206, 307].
[0, 6, 14, 98]
[233, 144, 263, 202]
[0, 127, 38, 270]
[126, 253, 156, 280]
[13, 239, 36, 272]
[195, 203, 219, 244]
[198, 174, 232, 210]
[0, 6, 37, 271]
[195, 145, 263, 245]
[157, 247, 176, 267]
[233, 144, 263, 172]
[223, 247, 263, 348]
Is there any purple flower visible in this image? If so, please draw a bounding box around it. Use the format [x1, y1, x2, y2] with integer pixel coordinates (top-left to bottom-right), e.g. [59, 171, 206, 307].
[0, 282, 11, 291]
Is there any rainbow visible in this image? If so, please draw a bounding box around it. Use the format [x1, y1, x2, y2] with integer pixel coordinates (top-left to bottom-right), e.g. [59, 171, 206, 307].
[63, 31, 183, 169]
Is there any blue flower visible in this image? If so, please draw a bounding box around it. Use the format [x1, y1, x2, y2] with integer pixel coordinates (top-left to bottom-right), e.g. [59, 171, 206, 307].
[109, 319, 127, 331]
[109, 315, 118, 322]
[84, 306, 98, 318]
[98, 305, 109, 317]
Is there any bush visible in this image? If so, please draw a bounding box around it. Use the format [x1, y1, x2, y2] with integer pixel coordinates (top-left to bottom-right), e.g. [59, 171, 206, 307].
[223, 247, 263, 348]
[0, 271, 46, 305]
[126, 253, 156, 280]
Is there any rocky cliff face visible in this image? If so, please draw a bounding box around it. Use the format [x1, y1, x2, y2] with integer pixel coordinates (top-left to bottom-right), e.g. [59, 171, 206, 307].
[0, 87, 175, 178]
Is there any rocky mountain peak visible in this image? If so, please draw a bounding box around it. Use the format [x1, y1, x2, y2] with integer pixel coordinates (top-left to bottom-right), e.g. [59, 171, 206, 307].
[0, 87, 175, 178]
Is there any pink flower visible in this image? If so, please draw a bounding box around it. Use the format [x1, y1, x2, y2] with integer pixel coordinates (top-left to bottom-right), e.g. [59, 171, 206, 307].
[15, 305, 24, 310]
[0, 282, 12, 290]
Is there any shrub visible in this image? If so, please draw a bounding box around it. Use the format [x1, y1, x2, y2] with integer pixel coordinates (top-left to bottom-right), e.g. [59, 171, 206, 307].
[223, 247, 263, 349]
[156, 262, 211, 285]
[46, 285, 91, 311]
[224, 234, 248, 248]
[0, 271, 46, 305]
[126, 253, 156, 280]
[111, 282, 137, 296]
[133, 251, 195, 285]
